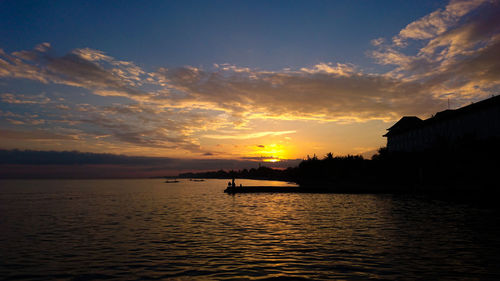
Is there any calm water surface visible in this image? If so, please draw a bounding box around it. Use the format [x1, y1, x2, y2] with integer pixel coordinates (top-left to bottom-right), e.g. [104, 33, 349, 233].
[1, 179, 500, 280]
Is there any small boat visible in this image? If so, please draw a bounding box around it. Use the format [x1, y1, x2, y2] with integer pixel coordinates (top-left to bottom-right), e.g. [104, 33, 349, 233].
[165, 180, 180, 183]
[191, 179, 205, 182]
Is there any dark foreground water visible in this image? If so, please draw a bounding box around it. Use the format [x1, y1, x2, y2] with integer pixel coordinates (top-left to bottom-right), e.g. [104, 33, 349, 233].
[1, 179, 500, 280]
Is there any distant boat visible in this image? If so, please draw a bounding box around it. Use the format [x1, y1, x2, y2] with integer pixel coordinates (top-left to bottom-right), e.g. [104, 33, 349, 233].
[165, 180, 180, 183]
[191, 179, 205, 182]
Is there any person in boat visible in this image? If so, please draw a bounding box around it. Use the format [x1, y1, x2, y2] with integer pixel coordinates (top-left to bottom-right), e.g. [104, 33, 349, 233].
[231, 177, 236, 188]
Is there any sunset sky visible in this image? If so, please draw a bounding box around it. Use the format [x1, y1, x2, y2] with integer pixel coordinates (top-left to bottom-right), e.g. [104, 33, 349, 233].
[1, 0, 500, 176]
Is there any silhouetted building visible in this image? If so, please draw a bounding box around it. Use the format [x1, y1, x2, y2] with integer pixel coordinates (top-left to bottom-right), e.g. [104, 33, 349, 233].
[384, 95, 500, 152]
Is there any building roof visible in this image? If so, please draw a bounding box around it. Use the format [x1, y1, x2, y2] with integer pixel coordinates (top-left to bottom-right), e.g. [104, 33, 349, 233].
[383, 116, 422, 137]
[384, 95, 500, 137]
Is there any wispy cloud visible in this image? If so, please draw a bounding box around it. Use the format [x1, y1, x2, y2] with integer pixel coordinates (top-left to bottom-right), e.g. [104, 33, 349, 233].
[300, 62, 356, 77]
[1, 93, 50, 104]
[371, 0, 500, 103]
[394, 0, 488, 43]
[203, 130, 296, 140]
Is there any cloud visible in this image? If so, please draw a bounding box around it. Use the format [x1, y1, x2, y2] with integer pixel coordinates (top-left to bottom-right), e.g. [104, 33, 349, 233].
[160, 63, 453, 123]
[0, 44, 50, 83]
[0, 149, 169, 165]
[371, 0, 500, 103]
[203, 130, 296, 140]
[394, 0, 488, 43]
[0, 149, 302, 178]
[300, 62, 356, 77]
[0, 129, 79, 141]
[72, 48, 114, 62]
[0, 44, 146, 98]
[0, 110, 45, 125]
[419, 4, 500, 58]
[1, 93, 50, 104]
[371, 38, 385, 46]
[75, 104, 223, 153]
[369, 48, 412, 66]
[0, 96, 226, 155]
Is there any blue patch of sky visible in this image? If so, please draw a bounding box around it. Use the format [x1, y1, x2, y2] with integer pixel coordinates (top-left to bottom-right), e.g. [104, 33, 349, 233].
[1, 0, 446, 71]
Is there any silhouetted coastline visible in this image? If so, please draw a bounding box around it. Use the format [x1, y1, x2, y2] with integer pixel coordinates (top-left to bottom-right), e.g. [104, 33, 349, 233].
[176, 166, 294, 182]
[176, 137, 500, 194]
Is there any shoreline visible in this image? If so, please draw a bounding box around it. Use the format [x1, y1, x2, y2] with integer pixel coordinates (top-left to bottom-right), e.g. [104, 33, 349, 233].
[224, 182, 499, 194]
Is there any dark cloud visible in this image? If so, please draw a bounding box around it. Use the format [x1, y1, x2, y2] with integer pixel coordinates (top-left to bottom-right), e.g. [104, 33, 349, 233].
[45, 53, 143, 96]
[0, 149, 301, 178]
[0, 129, 78, 140]
[0, 149, 155, 165]
[1, 44, 146, 98]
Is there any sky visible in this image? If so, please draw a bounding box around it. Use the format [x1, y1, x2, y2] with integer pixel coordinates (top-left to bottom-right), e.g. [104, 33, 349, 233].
[1, 0, 500, 177]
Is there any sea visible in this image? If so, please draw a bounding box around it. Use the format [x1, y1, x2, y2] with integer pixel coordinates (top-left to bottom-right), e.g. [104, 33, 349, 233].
[1, 179, 500, 280]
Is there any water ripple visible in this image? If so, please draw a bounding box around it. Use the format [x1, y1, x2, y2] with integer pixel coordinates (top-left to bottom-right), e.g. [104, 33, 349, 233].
[1, 179, 500, 280]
